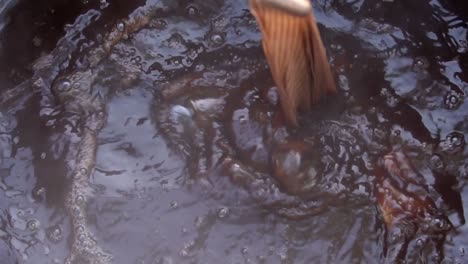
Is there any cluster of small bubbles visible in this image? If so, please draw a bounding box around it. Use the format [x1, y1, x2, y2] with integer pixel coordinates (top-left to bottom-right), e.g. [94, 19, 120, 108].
[47, 225, 63, 243]
[130, 56, 142, 64]
[185, 48, 199, 60]
[373, 127, 388, 142]
[150, 19, 167, 30]
[389, 231, 402, 243]
[412, 57, 429, 70]
[443, 90, 464, 110]
[27, 218, 40, 231]
[441, 132, 465, 154]
[380, 87, 400, 108]
[430, 154, 444, 171]
[0, 114, 16, 135]
[167, 57, 183, 67]
[116, 22, 125, 32]
[330, 43, 343, 52]
[195, 64, 205, 72]
[120, 47, 136, 58]
[431, 216, 450, 231]
[167, 34, 185, 49]
[217, 207, 229, 218]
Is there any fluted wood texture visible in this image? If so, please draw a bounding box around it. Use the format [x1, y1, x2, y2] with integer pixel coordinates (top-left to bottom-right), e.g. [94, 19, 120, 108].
[249, 0, 336, 126]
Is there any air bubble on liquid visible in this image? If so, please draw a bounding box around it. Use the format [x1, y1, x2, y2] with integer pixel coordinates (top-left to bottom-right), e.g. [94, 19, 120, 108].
[33, 187, 46, 199]
[100, 0, 109, 9]
[444, 90, 464, 110]
[116, 22, 125, 32]
[241, 247, 248, 254]
[72, 82, 81, 90]
[76, 225, 85, 234]
[183, 58, 193, 67]
[80, 168, 88, 175]
[56, 80, 71, 92]
[170, 201, 179, 209]
[75, 195, 85, 205]
[72, 205, 81, 216]
[447, 132, 465, 146]
[186, 5, 199, 17]
[27, 218, 40, 231]
[210, 33, 225, 46]
[416, 237, 425, 247]
[413, 57, 429, 70]
[217, 207, 229, 218]
[77, 233, 86, 242]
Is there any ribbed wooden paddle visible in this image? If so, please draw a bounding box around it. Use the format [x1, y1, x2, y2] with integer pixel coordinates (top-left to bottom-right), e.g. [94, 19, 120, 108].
[249, 0, 336, 126]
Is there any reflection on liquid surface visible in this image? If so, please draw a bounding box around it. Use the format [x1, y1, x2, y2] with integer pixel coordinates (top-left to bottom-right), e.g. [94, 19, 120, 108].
[0, 0, 467, 263]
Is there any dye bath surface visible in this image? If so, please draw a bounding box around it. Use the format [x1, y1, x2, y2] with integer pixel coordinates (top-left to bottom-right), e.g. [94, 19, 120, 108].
[0, 0, 467, 263]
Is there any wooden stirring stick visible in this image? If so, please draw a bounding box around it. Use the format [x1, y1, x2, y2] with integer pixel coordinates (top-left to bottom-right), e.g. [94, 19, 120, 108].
[249, 0, 336, 126]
